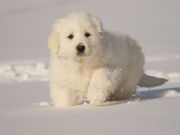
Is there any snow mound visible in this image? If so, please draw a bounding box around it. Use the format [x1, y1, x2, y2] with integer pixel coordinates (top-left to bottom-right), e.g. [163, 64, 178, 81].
[163, 90, 180, 98]
[33, 101, 51, 107]
[0, 60, 49, 83]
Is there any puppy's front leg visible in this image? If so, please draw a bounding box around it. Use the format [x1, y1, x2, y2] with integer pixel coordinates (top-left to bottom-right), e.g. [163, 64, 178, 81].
[87, 68, 122, 105]
[50, 86, 78, 107]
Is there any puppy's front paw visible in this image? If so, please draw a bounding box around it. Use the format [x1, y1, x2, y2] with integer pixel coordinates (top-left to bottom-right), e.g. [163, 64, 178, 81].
[87, 92, 106, 105]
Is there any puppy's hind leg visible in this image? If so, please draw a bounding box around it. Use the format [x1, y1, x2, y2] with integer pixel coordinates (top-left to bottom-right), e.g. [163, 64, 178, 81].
[87, 68, 122, 105]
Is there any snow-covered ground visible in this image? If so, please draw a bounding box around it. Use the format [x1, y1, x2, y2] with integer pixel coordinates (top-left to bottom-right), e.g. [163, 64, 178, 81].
[0, 0, 180, 135]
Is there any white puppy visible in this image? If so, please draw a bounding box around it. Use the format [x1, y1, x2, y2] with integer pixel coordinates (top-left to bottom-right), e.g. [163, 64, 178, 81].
[48, 12, 167, 107]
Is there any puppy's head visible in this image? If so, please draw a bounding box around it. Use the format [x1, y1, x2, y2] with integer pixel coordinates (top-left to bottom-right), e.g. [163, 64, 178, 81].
[48, 12, 105, 61]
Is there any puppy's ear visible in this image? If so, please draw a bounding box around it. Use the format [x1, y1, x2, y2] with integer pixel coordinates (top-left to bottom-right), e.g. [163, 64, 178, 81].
[48, 31, 59, 54]
[91, 16, 103, 35]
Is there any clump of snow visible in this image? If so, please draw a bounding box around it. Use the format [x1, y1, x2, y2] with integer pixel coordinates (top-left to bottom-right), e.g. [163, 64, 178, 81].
[163, 90, 180, 98]
[0, 61, 49, 83]
[167, 73, 180, 83]
[33, 101, 50, 107]
[39, 101, 49, 106]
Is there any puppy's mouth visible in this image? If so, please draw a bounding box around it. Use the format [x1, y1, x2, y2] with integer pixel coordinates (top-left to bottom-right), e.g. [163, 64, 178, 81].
[77, 52, 86, 57]
[77, 51, 92, 58]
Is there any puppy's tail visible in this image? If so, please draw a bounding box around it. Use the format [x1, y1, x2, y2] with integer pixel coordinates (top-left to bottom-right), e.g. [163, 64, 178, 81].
[138, 73, 168, 87]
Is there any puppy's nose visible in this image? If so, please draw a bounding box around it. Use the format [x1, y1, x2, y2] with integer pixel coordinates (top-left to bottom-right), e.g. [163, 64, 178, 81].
[76, 44, 85, 53]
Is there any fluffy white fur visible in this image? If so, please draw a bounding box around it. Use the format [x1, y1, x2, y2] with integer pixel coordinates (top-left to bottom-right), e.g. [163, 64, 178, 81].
[48, 12, 167, 107]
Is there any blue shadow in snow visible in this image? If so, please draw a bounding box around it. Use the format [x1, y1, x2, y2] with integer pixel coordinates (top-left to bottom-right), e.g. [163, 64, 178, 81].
[99, 87, 180, 106]
[137, 87, 180, 100]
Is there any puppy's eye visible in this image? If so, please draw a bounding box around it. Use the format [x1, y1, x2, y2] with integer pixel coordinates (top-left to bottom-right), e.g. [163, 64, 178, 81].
[68, 34, 74, 39]
[85, 32, 91, 38]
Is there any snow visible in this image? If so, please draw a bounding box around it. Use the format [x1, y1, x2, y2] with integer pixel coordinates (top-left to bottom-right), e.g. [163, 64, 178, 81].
[0, 60, 49, 83]
[0, 0, 180, 135]
[163, 90, 180, 97]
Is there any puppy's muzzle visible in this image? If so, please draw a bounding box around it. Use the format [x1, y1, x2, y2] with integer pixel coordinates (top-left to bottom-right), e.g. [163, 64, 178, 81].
[76, 43, 85, 55]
